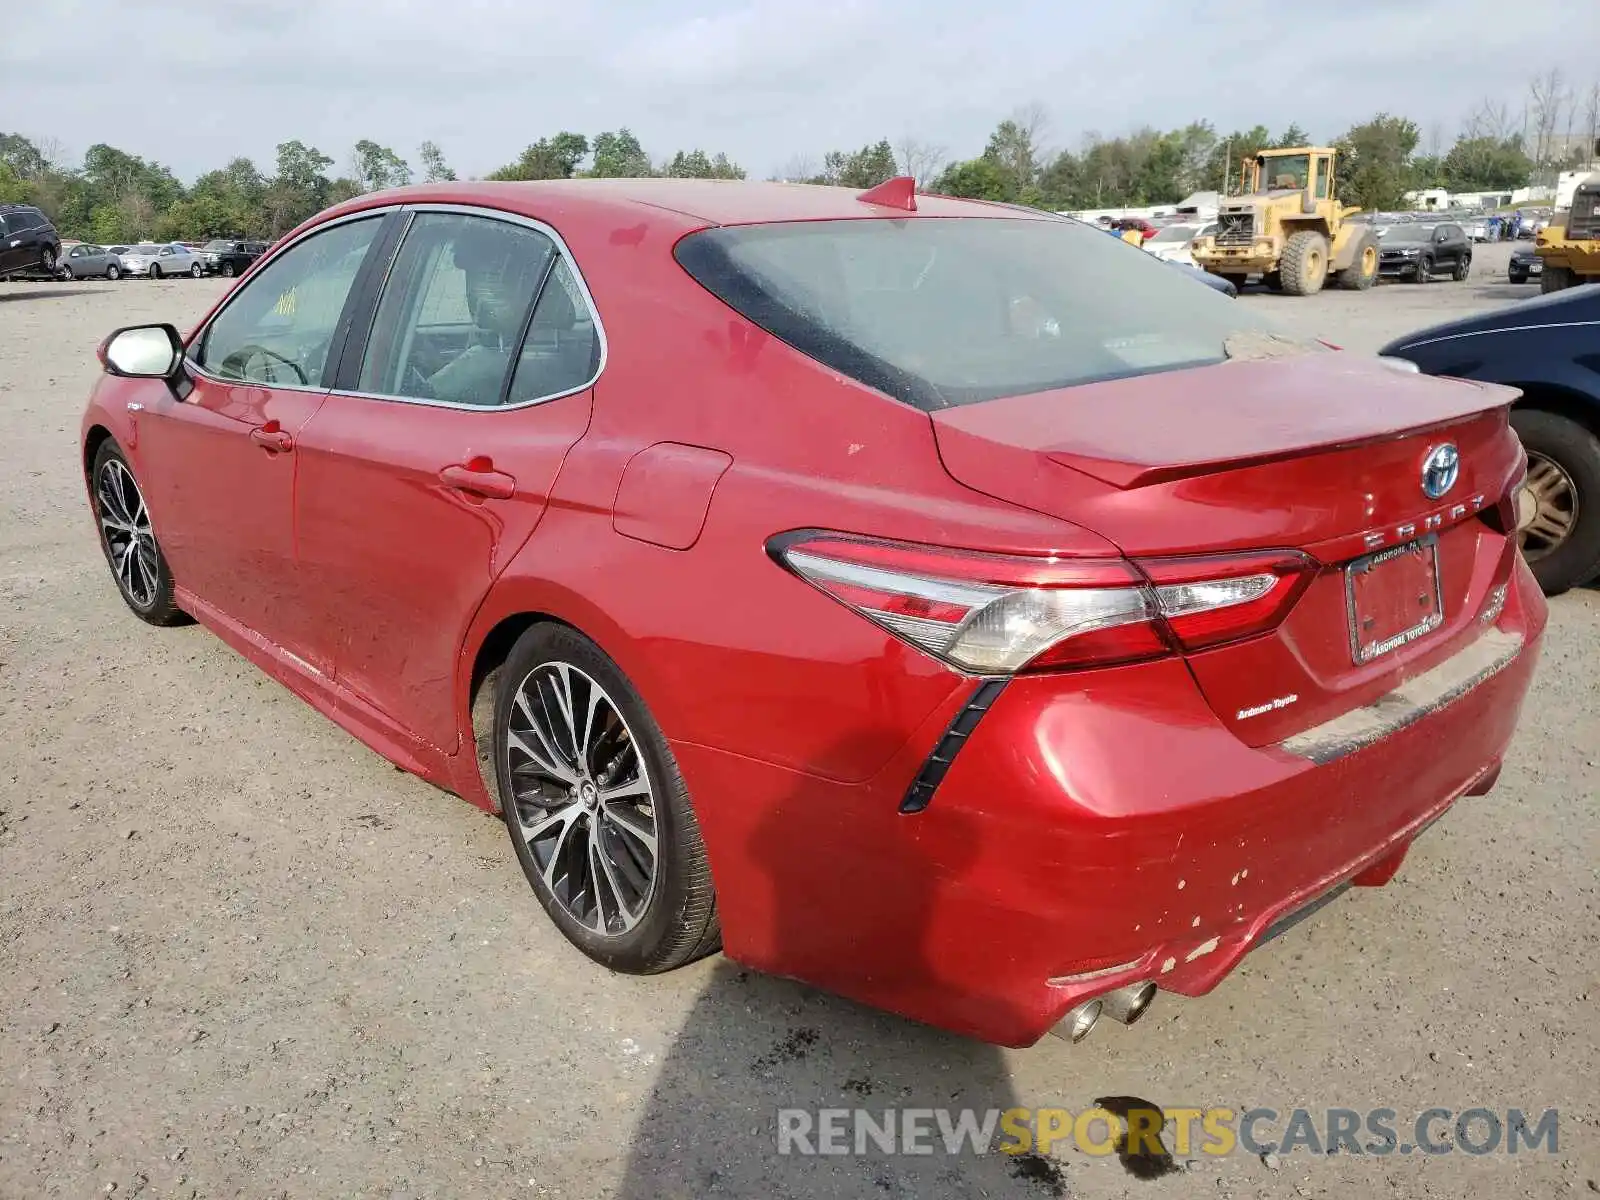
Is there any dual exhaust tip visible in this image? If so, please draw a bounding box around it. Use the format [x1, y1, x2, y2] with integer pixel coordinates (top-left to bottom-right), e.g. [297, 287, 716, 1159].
[1053, 981, 1157, 1044]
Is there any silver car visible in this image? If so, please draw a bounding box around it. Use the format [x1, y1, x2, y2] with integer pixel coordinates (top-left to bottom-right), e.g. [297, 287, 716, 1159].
[119, 243, 204, 279]
[57, 243, 124, 280]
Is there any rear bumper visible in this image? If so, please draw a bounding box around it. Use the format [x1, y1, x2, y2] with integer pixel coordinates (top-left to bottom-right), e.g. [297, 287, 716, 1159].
[681, 553, 1546, 1046]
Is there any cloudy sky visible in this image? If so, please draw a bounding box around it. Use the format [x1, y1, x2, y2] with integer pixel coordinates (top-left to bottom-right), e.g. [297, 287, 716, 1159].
[5, 0, 1598, 182]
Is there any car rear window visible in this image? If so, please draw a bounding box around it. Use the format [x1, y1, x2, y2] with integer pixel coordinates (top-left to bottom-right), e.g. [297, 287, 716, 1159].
[674, 217, 1279, 410]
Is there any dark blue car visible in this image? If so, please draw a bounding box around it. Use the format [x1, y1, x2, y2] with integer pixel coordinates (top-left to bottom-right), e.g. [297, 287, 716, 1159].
[1380, 284, 1600, 594]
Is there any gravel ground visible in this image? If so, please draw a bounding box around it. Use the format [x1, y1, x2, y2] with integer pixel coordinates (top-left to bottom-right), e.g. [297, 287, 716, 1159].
[2, 242, 1596, 1200]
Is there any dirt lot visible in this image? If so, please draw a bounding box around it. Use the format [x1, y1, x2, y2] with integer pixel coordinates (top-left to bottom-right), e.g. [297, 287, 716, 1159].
[2, 242, 1597, 1200]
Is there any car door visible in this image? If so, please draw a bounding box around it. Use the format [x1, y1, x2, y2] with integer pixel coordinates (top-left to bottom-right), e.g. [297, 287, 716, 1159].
[131, 211, 391, 670]
[292, 206, 601, 751]
[0, 213, 30, 274]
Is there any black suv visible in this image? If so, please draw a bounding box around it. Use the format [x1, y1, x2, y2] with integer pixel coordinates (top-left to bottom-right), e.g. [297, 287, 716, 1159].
[199, 239, 268, 277]
[0, 204, 63, 280]
[1377, 222, 1471, 282]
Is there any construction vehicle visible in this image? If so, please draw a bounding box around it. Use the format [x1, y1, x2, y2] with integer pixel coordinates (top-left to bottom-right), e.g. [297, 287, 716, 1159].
[1535, 172, 1600, 293]
[1191, 147, 1379, 296]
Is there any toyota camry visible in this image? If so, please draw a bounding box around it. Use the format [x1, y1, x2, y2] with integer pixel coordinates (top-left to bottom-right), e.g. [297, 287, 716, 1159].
[80, 177, 1546, 1047]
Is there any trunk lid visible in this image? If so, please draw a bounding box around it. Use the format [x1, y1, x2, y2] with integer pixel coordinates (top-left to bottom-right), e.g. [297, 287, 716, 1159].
[931, 355, 1525, 745]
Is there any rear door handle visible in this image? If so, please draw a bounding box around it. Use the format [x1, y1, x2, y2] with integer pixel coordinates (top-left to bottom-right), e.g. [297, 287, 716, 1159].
[249, 421, 293, 452]
[439, 457, 516, 499]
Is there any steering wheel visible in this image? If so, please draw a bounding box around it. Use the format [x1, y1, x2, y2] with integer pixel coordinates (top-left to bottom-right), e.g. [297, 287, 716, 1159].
[218, 343, 308, 386]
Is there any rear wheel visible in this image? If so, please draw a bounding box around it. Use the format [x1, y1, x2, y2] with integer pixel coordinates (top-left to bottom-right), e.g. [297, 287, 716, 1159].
[1452, 253, 1471, 281]
[59, 264, 74, 280]
[189, 262, 203, 278]
[1508, 268, 1527, 284]
[494, 623, 720, 973]
[1542, 265, 1573, 294]
[1510, 409, 1600, 594]
[1279, 231, 1329, 295]
[1335, 235, 1379, 290]
[39, 246, 56, 276]
[90, 440, 187, 625]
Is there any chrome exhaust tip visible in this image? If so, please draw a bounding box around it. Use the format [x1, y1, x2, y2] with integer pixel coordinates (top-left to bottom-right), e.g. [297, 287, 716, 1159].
[1050, 998, 1104, 1043]
[1100, 981, 1158, 1026]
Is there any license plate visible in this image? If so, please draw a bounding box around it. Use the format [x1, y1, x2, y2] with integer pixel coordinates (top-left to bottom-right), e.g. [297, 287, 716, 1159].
[1345, 536, 1443, 664]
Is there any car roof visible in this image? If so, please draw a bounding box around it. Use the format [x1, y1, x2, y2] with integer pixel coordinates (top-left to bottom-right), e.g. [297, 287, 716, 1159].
[311, 178, 1054, 233]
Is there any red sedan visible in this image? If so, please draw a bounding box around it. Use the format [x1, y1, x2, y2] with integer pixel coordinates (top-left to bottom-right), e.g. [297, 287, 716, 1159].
[81, 178, 1546, 1047]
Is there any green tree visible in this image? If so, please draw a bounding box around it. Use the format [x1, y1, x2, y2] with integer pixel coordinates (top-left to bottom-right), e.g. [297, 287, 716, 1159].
[418, 140, 456, 183]
[0, 133, 51, 180]
[810, 140, 897, 188]
[1333, 114, 1420, 211]
[589, 129, 653, 177]
[488, 133, 590, 181]
[264, 140, 334, 234]
[1440, 136, 1533, 190]
[931, 157, 1011, 200]
[1273, 124, 1310, 148]
[981, 119, 1041, 197]
[662, 149, 745, 179]
[1208, 126, 1272, 194]
[353, 139, 412, 191]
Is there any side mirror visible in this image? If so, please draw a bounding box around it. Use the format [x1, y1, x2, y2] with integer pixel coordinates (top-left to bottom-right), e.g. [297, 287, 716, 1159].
[99, 324, 185, 379]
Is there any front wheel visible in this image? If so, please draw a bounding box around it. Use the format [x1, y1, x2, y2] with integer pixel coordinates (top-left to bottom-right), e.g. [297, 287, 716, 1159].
[58, 265, 74, 280]
[494, 623, 720, 973]
[189, 262, 203, 278]
[90, 441, 187, 625]
[1510, 409, 1600, 595]
[149, 264, 162, 279]
[106, 264, 121, 281]
[1411, 256, 1432, 283]
[1542, 266, 1573, 294]
[221, 262, 236, 277]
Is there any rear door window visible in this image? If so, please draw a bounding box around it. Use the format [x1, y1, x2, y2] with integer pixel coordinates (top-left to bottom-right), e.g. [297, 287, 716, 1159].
[355, 211, 557, 407]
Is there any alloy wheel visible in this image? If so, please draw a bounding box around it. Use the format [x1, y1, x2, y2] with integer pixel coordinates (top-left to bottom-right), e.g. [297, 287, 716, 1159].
[96, 458, 159, 609]
[1519, 451, 1579, 562]
[504, 662, 659, 935]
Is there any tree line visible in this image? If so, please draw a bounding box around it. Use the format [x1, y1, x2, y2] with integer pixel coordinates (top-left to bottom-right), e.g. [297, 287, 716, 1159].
[3, 75, 1596, 244]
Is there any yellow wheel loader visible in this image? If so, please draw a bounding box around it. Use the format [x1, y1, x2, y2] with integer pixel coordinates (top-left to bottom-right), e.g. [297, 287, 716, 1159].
[1191, 147, 1379, 296]
[1535, 174, 1600, 293]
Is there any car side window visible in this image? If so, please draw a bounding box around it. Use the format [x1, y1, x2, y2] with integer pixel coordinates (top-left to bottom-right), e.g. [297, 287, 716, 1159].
[196, 216, 382, 388]
[507, 258, 602, 405]
[356, 212, 557, 407]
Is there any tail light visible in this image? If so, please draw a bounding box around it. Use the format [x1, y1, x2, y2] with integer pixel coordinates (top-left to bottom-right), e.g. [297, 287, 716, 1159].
[771, 533, 1315, 675]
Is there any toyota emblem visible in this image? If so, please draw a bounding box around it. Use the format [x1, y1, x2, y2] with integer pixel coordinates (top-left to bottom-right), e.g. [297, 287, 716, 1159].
[1421, 443, 1460, 500]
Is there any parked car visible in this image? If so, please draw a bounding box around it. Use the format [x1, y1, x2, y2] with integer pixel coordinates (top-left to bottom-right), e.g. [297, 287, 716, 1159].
[1508, 244, 1543, 284]
[81, 178, 1546, 1048]
[118, 243, 204, 279]
[1143, 222, 1218, 267]
[1169, 257, 1237, 295]
[1382, 285, 1600, 594]
[1378, 223, 1471, 282]
[198, 239, 268, 277]
[58, 243, 125, 280]
[0, 203, 63, 279]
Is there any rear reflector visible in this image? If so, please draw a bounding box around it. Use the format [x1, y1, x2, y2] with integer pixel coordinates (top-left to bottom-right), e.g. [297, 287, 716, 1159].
[771, 532, 1315, 674]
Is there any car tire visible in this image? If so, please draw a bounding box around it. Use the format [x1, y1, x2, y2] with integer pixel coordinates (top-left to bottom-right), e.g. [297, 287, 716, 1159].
[106, 264, 120, 281]
[39, 246, 56, 276]
[494, 622, 720, 974]
[1508, 269, 1527, 284]
[59, 265, 73, 280]
[1452, 254, 1471, 282]
[222, 262, 236, 277]
[189, 262, 203, 278]
[1542, 266, 1573, 294]
[1411, 256, 1432, 283]
[1335, 234, 1380, 290]
[89, 440, 188, 626]
[1510, 409, 1600, 595]
[149, 264, 162, 279]
[1279, 230, 1329, 296]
